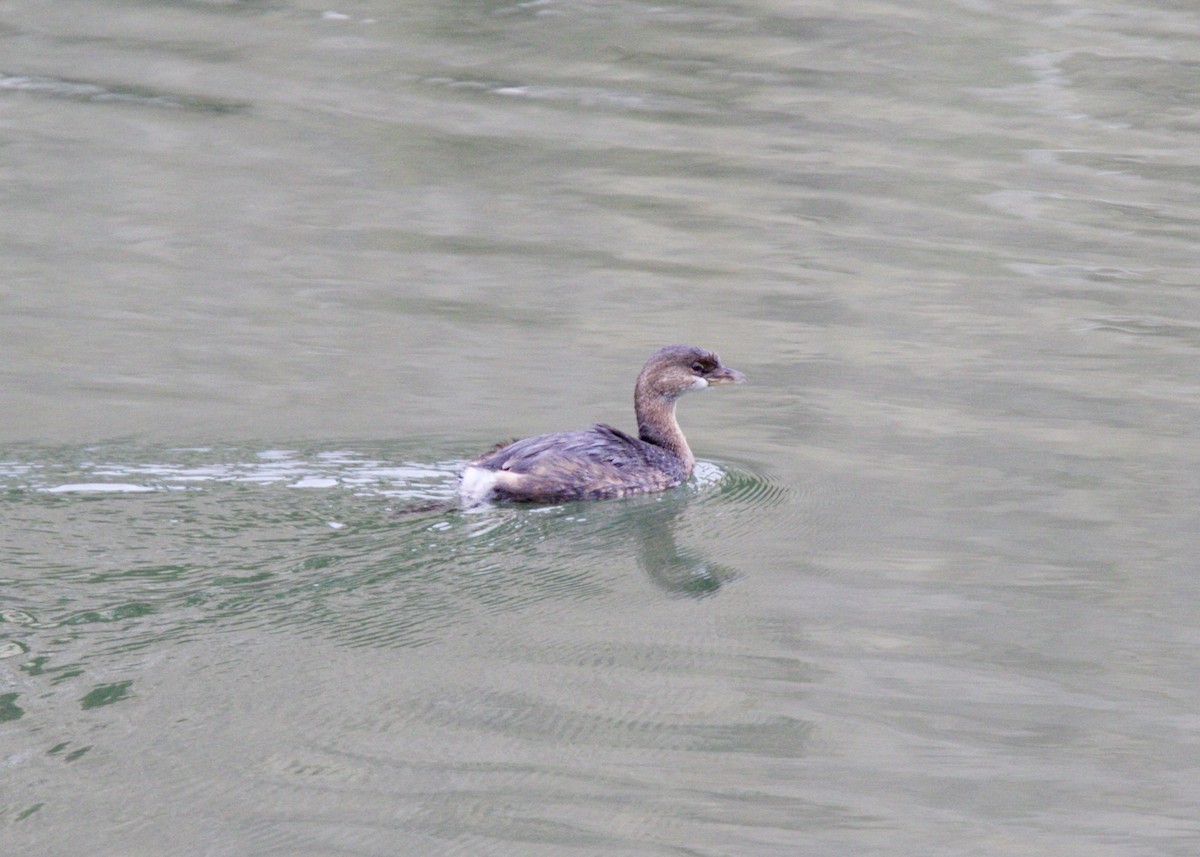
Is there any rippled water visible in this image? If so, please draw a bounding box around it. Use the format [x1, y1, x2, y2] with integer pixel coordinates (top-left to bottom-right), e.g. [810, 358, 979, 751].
[2, 445, 766, 653]
[3, 443, 789, 853]
[4, 0, 1200, 854]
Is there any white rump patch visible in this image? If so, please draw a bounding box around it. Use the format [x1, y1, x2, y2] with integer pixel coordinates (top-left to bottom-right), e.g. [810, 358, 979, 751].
[458, 465, 499, 506]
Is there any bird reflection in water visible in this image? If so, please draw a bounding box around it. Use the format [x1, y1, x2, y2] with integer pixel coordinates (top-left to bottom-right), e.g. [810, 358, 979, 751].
[621, 493, 738, 597]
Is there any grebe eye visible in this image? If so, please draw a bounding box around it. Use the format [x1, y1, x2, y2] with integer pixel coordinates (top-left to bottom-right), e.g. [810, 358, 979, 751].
[690, 361, 704, 374]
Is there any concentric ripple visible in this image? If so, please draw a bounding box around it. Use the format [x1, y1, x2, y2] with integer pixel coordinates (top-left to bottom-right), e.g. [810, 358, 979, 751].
[683, 458, 797, 538]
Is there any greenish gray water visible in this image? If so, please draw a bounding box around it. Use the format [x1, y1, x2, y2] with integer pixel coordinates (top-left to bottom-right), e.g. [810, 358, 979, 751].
[3, 1, 1200, 855]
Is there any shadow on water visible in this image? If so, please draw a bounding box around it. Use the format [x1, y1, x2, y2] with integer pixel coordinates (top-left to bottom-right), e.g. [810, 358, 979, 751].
[453, 489, 738, 600]
[630, 493, 737, 596]
[631, 459, 794, 596]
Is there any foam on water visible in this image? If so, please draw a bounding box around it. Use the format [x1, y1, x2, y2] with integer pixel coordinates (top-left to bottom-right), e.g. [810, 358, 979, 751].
[11, 447, 464, 502]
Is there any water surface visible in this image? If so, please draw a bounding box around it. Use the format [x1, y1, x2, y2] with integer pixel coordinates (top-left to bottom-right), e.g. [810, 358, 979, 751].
[3, 1, 1200, 855]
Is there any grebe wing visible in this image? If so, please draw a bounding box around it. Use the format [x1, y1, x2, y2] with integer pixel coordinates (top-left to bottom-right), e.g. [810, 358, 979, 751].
[470, 423, 649, 472]
[464, 424, 684, 502]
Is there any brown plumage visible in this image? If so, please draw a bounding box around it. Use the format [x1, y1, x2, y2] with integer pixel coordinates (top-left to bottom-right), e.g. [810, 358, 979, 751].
[459, 344, 746, 504]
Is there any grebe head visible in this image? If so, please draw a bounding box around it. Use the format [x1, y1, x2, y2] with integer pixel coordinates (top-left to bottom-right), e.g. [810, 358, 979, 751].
[636, 344, 747, 401]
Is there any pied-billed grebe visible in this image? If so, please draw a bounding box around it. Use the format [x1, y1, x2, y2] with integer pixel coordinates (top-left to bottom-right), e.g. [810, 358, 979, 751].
[459, 344, 746, 504]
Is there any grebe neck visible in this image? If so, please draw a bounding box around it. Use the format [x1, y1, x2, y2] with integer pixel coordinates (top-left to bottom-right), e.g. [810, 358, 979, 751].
[635, 387, 695, 475]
